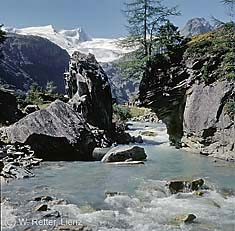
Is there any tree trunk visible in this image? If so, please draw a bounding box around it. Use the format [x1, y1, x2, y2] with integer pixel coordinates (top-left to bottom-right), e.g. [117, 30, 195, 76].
[144, 0, 148, 57]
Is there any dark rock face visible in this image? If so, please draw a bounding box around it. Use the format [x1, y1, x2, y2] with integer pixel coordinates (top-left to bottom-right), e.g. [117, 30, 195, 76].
[180, 18, 214, 37]
[0, 33, 70, 92]
[0, 89, 23, 125]
[139, 57, 188, 147]
[64, 51, 113, 130]
[0, 100, 96, 160]
[139, 34, 235, 160]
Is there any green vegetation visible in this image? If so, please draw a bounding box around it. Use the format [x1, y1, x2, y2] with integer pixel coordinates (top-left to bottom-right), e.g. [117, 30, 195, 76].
[128, 106, 147, 118]
[25, 83, 44, 105]
[45, 81, 57, 95]
[224, 98, 235, 118]
[17, 81, 64, 109]
[187, 22, 235, 83]
[113, 104, 132, 121]
[118, 0, 180, 79]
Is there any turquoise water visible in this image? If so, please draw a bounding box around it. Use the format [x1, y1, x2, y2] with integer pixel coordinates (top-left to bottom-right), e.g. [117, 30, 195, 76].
[1, 122, 235, 231]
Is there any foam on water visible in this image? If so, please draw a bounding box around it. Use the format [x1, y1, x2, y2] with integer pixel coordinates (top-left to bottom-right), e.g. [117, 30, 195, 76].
[1, 201, 18, 230]
[49, 179, 235, 231]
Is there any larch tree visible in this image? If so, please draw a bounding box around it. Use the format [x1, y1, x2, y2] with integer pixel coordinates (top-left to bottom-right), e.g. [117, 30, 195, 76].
[119, 0, 180, 79]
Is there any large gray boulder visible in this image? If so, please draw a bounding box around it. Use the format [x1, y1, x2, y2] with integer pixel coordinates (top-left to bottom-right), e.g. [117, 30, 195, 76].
[0, 100, 96, 160]
[101, 145, 147, 163]
[64, 51, 113, 131]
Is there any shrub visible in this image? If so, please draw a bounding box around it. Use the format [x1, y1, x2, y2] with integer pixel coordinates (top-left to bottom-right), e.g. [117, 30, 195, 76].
[113, 104, 132, 121]
[224, 98, 235, 117]
[25, 83, 43, 105]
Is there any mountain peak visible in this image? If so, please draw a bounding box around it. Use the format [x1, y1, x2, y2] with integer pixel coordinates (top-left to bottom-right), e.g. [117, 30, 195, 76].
[181, 17, 214, 37]
[19, 25, 57, 34]
[58, 27, 91, 42]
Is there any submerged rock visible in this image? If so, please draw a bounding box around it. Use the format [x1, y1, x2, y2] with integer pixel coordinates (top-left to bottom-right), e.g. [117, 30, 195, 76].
[35, 204, 48, 212]
[34, 196, 54, 202]
[0, 100, 96, 160]
[105, 191, 127, 197]
[175, 214, 197, 223]
[92, 147, 112, 161]
[168, 178, 204, 194]
[101, 145, 147, 163]
[133, 135, 143, 143]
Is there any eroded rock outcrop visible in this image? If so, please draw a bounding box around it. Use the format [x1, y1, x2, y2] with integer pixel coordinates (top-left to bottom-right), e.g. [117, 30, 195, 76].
[139, 24, 235, 160]
[0, 100, 96, 160]
[64, 51, 113, 131]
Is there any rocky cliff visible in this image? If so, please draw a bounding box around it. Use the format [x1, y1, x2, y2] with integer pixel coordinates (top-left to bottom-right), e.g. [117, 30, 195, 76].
[181, 18, 214, 37]
[64, 51, 113, 131]
[139, 23, 235, 161]
[0, 33, 70, 92]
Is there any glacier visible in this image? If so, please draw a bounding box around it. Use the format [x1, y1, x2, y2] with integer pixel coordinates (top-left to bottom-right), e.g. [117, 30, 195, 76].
[4, 25, 131, 63]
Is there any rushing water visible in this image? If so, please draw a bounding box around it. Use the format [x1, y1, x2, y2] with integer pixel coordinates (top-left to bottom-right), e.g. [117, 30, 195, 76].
[1, 122, 235, 231]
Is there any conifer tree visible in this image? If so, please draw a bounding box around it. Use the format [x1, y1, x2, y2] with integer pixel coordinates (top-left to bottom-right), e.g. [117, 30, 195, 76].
[119, 0, 180, 78]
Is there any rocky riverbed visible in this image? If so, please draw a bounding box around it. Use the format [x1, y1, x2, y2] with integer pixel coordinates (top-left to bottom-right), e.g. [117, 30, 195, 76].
[1, 122, 235, 231]
[0, 144, 42, 179]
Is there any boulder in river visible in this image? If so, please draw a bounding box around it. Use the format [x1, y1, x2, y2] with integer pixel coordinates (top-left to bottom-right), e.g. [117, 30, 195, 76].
[101, 145, 147, 163]
[175, 214, 197, 223]
[0, 100, 96, 160]
[92, 147, 112, 161]
[35, 204, 48, 212]
[105, 191, 127, 197]
[168, 178, 204, 194]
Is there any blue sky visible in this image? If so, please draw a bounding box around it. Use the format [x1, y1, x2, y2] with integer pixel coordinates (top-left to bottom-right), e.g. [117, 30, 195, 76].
[0, 0, 231, 38]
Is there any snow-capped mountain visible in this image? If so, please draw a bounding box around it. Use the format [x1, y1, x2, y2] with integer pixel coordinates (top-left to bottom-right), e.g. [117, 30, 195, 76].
[5, 25, 130, 63]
